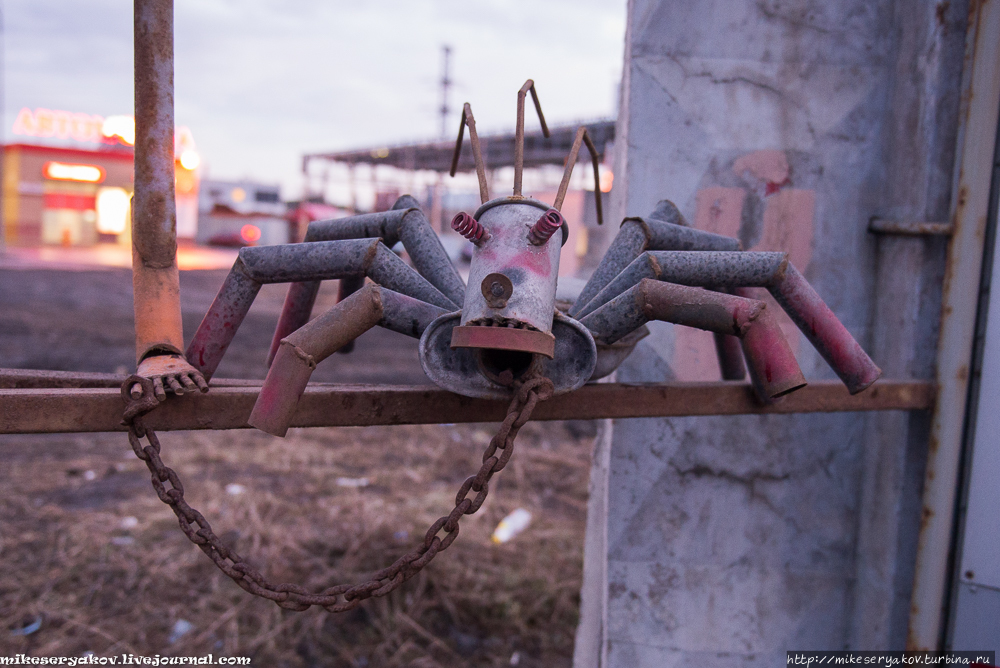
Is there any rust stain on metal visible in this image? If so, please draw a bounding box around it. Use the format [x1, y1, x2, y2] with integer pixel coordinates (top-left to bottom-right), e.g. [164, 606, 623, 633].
[450, 324, 556, 358]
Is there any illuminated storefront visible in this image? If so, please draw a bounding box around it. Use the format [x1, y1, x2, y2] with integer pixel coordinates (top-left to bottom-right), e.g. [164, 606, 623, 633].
[1, 107, 200, 247]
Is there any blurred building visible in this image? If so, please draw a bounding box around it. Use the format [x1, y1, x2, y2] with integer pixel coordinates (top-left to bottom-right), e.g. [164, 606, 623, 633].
[1, 106, 200, 247]
[198, 179, 287, 247]
[286, 200, 350, 243]
[304, 119, 615, 276]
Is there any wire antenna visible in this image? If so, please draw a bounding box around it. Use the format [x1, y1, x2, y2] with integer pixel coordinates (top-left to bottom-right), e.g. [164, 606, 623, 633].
[449, 102, 489, 204]
[554, 127, 603, 225]
[513, 80, 549, 197]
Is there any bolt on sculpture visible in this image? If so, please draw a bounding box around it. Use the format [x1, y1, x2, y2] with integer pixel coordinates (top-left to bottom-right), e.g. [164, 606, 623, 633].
[185, 79, 881, 438]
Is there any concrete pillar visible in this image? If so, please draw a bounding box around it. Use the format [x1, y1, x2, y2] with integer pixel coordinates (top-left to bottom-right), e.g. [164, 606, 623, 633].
[576, 1, 966, 664]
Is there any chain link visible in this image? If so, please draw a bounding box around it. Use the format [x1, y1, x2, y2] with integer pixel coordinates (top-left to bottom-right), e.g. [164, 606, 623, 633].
[120, 373, 554, 613]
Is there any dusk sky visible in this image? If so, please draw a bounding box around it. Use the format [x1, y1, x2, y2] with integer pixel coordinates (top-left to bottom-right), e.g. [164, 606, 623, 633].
[4, 0, 627, 201]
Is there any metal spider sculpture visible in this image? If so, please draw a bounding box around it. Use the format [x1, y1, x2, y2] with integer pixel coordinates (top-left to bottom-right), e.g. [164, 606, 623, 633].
[185, 80, 881, 436]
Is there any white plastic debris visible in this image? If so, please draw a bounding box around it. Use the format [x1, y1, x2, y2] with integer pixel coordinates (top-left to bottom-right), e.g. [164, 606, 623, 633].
[10, 616, 42, 637]
[225, 483, 246, 496]
[168, 619, 194, 644]
[335, 477, 370, 488]
[82, 470, 97, 481]
[491, 508, 532, 544]
[510, 651, 522, 666]
[120, 516, 139, 529]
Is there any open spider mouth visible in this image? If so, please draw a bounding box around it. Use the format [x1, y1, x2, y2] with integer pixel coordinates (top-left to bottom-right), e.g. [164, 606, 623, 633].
[419, 311, 597, 400]
[475, 348, 542, 386]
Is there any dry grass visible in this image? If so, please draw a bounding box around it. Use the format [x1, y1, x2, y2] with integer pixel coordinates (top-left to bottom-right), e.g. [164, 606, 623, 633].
[0, 419, 597, 667]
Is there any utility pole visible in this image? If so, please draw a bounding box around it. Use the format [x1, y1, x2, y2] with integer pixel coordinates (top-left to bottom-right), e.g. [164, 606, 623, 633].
[439, 45, 452, 139]
[434, 45, 452, 231]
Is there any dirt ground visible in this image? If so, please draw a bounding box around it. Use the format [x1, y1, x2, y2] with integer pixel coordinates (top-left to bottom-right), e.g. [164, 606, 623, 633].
[0, 267, 597, 667]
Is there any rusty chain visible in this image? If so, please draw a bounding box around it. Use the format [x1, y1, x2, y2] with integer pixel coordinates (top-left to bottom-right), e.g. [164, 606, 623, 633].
[120, 372, 554, 613]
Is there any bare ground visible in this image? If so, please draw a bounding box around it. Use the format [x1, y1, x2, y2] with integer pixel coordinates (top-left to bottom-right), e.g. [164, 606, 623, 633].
[0, 267, 596, 667]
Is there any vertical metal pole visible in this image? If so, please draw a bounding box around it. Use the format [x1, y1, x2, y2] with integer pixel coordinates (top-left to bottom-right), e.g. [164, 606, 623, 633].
[908, 0, 1000, 649]
[132, 0, 184, 363]
[439, 45, 451, 139]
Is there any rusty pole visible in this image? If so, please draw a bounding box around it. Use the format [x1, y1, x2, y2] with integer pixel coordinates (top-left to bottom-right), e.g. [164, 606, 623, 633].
[132, 0, 184, 364]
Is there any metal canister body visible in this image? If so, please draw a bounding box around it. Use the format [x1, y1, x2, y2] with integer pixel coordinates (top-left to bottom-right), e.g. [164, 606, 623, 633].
[421, 195, 596, 399]
[459, 197, 563, 345]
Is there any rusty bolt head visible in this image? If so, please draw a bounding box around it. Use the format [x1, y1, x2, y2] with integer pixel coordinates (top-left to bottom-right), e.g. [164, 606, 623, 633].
[482, 273, 513, 309]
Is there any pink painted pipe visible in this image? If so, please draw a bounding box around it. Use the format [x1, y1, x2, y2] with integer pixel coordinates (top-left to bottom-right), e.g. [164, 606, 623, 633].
[249, 285, 385, 436]
[768, 266, 881, 394]
[735, 288, 808, 401]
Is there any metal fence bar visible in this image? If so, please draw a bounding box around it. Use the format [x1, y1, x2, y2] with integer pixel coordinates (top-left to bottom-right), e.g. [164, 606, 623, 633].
[0, 380, 933, 434]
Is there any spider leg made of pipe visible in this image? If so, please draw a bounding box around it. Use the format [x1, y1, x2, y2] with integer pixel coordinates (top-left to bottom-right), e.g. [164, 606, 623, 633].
[569, 200, 741, 318]
[268, 197, 465, 366]
[570, 200, 743, 382]
[249, 284, 447, 437]
[579, 278, 806, 401]
[572, 238, 882, 394]
[186, 237, 455, 382]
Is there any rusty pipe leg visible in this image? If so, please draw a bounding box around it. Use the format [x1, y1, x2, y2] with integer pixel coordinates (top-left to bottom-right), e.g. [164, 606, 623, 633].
[574, 250, 788, 319]
[238, 239, 455, 310]
[263, 258, 378, 367]
[735, 288, 807, 401]
[580, 280, 804, 400]
[186, 258, 261, 380]
[768, 265, 881, 394]
[264, 207, 413, 367]
[571, 222, 651, 316]
[333, 274, 366, 355]
[570, 201, 741, 317]
[266, 280, 321, 367]
[714, 332, 746, 380]
[300, 198, 465, 307]
[712, 287, 747, 381]
[249, 286, 447, 437]
[250, 285, 385, 437]
[580, 279, 765, 344]
[268, 198, 462, 365]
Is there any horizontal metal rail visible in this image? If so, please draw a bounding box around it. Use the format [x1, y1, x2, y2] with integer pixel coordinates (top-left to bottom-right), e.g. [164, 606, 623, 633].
[0, 378, 933, 434]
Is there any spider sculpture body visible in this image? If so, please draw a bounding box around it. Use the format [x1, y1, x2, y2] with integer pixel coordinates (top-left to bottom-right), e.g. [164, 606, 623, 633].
[185, 82, 881, 436]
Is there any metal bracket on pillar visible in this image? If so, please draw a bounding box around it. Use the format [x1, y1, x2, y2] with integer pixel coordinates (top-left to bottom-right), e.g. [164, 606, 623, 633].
[868, 218, 954, 236]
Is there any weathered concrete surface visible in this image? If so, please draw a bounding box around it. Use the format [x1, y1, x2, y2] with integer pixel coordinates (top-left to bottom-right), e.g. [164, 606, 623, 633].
[582, 0, 966, 663]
